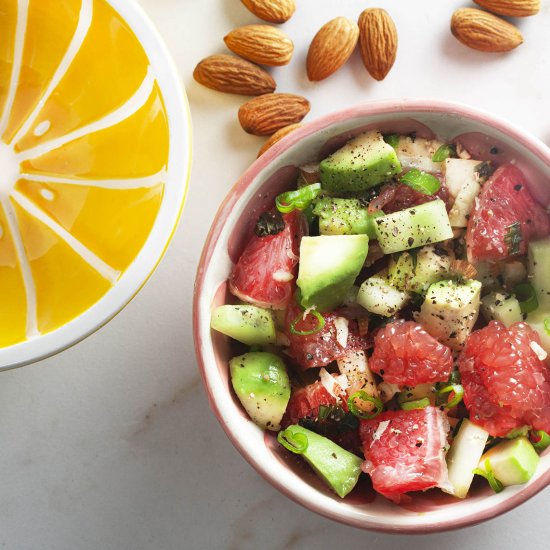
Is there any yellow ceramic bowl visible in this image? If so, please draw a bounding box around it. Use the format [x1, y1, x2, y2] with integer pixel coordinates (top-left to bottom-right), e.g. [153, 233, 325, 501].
[0, 0, 191, 369]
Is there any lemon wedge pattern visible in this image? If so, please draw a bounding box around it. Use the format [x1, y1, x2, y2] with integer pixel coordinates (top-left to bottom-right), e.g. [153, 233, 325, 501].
[0, 0, 169, 346]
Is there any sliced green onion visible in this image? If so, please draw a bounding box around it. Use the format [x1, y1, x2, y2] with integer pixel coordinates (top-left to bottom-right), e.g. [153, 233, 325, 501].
[347, 391, 383, 420]
[400, 169, 441, 195]
[437, 384, 464, 409]
[513, 283, 539, 314]
[544, 317, 550, 336]
[530, 430, 550, 453]
[317, 404, 331, 422]
[432, 144, 456, 162]
[449, 370, 462, 385]
[290, 309, 325, 336]
[400, 397, 430, 410]
[275, 183, 321, 214]
[383, 133, 400, 149]
[473, 459, 504, 493]
[277, 429, 308, 454]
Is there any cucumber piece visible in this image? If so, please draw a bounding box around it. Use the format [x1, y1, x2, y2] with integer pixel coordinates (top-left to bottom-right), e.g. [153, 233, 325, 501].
[357, 272, 410, 317]
[528, 237, 550, 310]
[282, 425, 363, 498]
[418, 279, 481, 349]
[480, 292, 522, 327]
[477, 437, 540, 487]
[211, 305, 276, 345]
[297, 235, 369, 312]
[444, 419, 490, 499]
[313, 198, 381, 238]
[387, 252, 415, 291]
[319, 130, 402, 193]
[230, 352, 291, 431]
[374, 200, 453, 254]
[407, 245, 453, 293]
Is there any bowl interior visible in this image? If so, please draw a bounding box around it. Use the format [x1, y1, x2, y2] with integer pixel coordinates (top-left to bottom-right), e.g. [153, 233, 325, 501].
[0, 0, 190, 369]
[195, 101, 550, 533]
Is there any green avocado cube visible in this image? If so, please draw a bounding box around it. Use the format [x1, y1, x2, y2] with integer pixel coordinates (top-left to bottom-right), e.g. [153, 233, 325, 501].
[297, 234, 369, 312]
[230, 352, 290, 431]
[319, 131, 401, 193]
[211, 305, 276, 345]
[478, 437, 540, 487]
[282, 424, 363, 498]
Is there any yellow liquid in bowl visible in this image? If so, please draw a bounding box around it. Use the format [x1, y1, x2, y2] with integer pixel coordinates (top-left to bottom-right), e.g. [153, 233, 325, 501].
[0, 0, 169, 346]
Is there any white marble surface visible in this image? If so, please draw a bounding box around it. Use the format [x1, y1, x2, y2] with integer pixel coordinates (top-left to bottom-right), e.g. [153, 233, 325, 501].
[1, 0, 549, 548]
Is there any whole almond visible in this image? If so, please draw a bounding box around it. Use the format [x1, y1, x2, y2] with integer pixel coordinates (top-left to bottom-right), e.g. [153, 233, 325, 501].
[451, 8, 523, 52]
[224, 25, 294, 66]
[241, 0, 296, 23]
[307, 17, 359, 82]
[193, 54, 276, 95]
[473, 0, 540, 17]
[257, 123, 302, 157]
[358, 8, 398, 81]
[239, 93, 310, 136]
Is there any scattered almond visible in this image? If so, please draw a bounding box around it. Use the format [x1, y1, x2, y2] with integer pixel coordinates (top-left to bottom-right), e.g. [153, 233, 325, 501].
[193, 54, 276, 95]
[306, 17, 359, 82]
[224, 25, 294, 67]
[239, 93, 310, 136]
[451, 8, 524, 52]
[241, 0, 296, 24]
[257, 123, 302, 157]
[473, 0, 540, 17]
[298, 163, 321, 184]
[358, 9, 398, 81]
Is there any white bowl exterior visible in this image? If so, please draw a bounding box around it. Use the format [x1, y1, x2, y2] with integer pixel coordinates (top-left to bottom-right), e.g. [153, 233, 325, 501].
[196, 101, 550, 532]
[0, 0, 191, 370]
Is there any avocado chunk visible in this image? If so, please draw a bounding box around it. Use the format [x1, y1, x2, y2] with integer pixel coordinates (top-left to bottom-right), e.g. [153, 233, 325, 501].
[281, 424, 363, 498]
[297, 234, 369, 312]
[358, 271, 410, 317]
[477, 437, 540, 487]
[529, 237, 550, 309]
[387, 252, 415, 291]
[230, 352, 290, 431]
[313, 197, 381, 238]
[407, 245, 453, 293]
[480, 292, 522, 328]
[319, 130, 401, 193]
[417, 279, 481, 350]
[444, 419, 490, 499]
[374, 200, 453, 254]
[211, 305, 276, 345]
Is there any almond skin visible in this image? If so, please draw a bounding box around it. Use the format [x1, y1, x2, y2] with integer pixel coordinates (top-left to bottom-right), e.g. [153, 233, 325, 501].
[307, 17, 359, 82]
[241, 0, 296, 23]
[193, 54, 276, 95]
[257, 123, 302, 157]
[451, 8, 524, 52]
[224, 25, 294, 66]
[239, 93, 310, 136]
[473, 0, 540, 17]
[358, 8, 398, 81]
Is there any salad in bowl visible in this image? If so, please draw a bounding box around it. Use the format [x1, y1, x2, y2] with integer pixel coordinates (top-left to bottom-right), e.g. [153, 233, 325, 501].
[194, 100, 550, 532]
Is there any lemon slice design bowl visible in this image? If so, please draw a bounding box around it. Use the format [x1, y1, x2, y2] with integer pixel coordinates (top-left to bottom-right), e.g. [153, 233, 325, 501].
[0, 0, 190, 370]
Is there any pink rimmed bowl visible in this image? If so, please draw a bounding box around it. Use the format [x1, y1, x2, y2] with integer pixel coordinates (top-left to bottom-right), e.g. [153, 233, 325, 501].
[193, 99, 550, 533]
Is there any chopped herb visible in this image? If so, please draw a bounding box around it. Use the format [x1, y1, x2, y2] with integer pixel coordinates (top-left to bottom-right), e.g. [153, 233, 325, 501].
[254, 210, 285, 237]
[432, 144, 457, 162]
[504, 221, 523, 255]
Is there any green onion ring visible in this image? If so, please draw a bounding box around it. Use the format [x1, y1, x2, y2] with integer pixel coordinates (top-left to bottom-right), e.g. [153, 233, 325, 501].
[437, 383, 464, 409]
[513, 283, 539, 314]
[473, 459, 504, 493]
[347, 391, 383, 420]
[400, 397, 431, 411]
[400, 169, 441, 195]
[275, 183, 321, 214]
[290, 309, 325, 336]
[431, 144, 456, 162]
[530, 430, 550, 453]
[277, 429, 308, 454]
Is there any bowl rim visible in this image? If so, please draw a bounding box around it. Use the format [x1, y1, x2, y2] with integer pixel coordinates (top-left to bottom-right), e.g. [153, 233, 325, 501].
[0, 0, 192, 371]
[193, 98, 550, 533]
